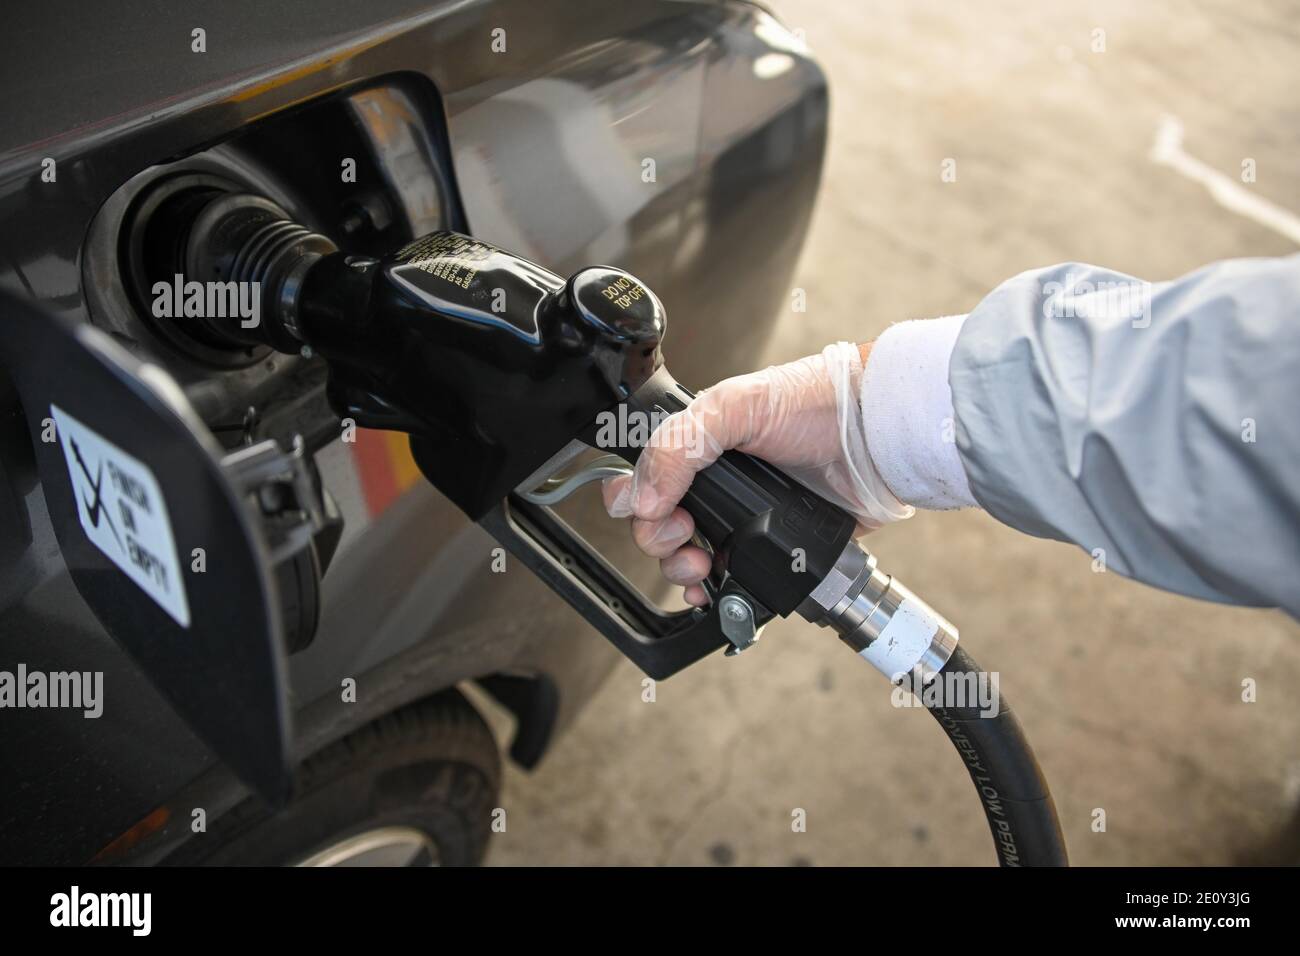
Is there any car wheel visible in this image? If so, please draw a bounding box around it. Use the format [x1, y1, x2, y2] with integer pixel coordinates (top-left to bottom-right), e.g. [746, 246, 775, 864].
[167, 689, 501, 866]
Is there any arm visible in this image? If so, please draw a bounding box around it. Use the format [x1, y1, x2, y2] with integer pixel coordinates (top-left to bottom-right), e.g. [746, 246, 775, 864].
[608, 256, 1300, 619]
[866, 256, 1300, 617]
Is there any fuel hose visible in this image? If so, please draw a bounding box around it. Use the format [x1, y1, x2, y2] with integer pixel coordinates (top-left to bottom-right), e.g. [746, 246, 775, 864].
[800, 542, 1067, 865]
[905, 647, 1068, 866]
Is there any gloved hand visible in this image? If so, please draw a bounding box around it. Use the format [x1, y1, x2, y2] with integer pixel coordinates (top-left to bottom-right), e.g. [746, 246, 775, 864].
[602, 341, 913, 606]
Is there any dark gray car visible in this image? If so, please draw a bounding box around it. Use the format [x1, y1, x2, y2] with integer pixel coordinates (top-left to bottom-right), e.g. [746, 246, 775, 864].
[0, 0, 826, 865]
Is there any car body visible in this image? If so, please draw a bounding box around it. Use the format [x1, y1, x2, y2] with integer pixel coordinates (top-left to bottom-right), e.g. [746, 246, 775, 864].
[0, 0, 826, 864]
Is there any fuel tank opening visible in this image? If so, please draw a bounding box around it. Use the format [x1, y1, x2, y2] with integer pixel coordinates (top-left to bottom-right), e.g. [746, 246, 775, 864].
[124, 186, 336, 361]
[183, 193, 337, 353]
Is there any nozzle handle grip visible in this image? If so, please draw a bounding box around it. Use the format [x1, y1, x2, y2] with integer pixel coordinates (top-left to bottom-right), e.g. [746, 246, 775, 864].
[613, 366, 857, 617]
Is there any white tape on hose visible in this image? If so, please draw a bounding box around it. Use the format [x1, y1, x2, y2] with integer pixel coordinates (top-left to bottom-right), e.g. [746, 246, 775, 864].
[859, 597, 937, 682]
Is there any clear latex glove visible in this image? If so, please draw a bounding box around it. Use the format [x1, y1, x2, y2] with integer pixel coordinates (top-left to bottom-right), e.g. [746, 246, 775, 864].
[602, 341, 913, 606]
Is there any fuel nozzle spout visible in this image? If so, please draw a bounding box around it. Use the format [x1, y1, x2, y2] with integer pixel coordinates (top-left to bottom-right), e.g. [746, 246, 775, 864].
[182, 193, 338, 353]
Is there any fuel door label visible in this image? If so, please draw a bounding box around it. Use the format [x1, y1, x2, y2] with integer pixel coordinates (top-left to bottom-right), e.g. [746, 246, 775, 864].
[50, 405, 191, 628]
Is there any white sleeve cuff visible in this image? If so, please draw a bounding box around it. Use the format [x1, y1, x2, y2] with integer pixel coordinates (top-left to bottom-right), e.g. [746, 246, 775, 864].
[860, 315, 978, 510]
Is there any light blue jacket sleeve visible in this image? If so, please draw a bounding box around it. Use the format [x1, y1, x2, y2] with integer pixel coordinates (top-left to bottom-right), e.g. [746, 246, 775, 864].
[949, 256, 1300, 618]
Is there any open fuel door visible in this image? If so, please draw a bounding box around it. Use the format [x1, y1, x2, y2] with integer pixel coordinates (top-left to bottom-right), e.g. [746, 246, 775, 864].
[0, 290, 294, 803]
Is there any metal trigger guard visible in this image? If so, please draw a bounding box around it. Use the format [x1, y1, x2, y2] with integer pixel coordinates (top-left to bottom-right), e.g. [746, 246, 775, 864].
[518, 454, 635, 507]
[518, 453, 724, 602]
[479, 455, 771, 679]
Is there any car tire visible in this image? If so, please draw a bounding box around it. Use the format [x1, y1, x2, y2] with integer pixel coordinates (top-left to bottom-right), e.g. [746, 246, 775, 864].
[166, 689, 501, 866]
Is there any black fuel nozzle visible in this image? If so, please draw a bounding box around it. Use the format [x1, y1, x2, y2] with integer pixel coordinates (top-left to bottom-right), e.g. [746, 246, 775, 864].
[183, 194, 665, 518]
[180, 193, 957, 681]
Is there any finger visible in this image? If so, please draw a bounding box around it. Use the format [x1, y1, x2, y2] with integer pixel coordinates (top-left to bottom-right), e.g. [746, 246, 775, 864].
[660, 545, 712, 585]
[630, 396, 731, 521]
[631, 507, 695, 558]
[682, 584, 710, 607]
[602, 474, 634, 518]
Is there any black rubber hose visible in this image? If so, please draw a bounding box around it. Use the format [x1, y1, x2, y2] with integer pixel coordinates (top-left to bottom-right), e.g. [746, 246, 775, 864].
[908, 646, 1068, 866]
